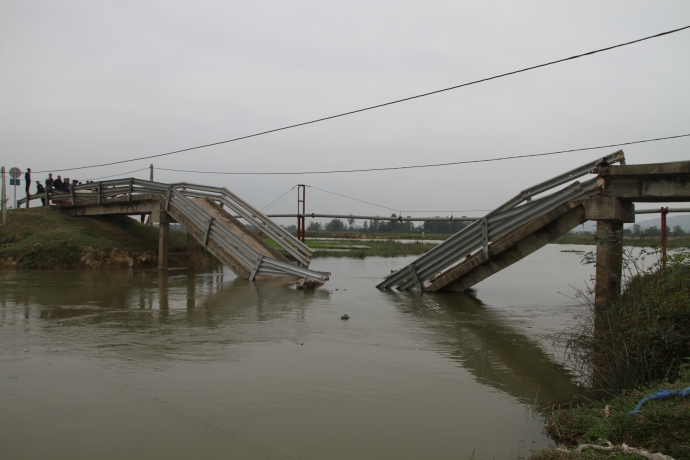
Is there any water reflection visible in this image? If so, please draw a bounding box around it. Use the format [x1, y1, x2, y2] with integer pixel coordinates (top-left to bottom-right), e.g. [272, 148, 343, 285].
[0, 266, 576, 405]
[384, 290, 580, 405]
[0, 259, 584, 459]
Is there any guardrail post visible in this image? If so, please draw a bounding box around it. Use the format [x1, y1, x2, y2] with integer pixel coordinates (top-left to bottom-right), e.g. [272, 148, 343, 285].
[165, 185, 172, 211]
[70, 187, 75, 206]
[203, 217, 214, 246]
[97, 182, 102, 204]
[127, 178, 133, 201]
[481, 217, 490, 258]
[408, 265, 422, 291]
[249, 255, 263, 281]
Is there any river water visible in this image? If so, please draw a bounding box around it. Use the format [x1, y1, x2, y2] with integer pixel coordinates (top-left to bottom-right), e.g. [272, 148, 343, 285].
[0, 245, 596, 459]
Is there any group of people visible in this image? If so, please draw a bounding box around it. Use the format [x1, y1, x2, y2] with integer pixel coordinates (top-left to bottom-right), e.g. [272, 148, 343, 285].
[41, 173, 80, 194]
[23, 169, 87, 206]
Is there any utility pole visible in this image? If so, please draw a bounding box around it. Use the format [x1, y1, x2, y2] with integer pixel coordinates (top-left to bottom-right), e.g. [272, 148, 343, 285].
[1, 166, 6, 226]
[661, 207, 668, 268]
[297, 184, 305, 243]
[147, 164, 154, 225]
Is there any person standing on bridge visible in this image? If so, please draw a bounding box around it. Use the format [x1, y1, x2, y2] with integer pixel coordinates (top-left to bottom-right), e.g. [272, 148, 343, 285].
[36, 182, 45, 206]
[54, 175, 63, 192]
[45, 173, 54, 193]
[24, 168, 31, 208]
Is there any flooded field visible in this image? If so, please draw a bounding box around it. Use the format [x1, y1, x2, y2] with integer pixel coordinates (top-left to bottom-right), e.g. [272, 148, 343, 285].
[0, 245, 596, 459]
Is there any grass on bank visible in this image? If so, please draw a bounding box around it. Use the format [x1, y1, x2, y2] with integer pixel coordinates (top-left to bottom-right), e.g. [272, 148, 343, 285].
[554, 233, 690, 248]
[303, 231, 450, 240]
[305, 231, 690, 248]
[533, 375, 690, 459]
[265, 238, 438, 258]
[0, 207, 189, 268]
[530, 249, 690, 460]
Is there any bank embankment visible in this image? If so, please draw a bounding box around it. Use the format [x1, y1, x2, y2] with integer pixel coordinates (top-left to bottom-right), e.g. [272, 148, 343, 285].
[554, 233, 690, 247]
[266, 238, 438, 259]
[531, 250, 690, 459]
[534, 377, 690, 460]
[0, 208, 216, 269]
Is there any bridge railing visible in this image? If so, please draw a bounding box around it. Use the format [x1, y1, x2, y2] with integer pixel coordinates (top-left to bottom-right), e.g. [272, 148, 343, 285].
[377, 151, 625, 291]
[162, 183, 313, 267]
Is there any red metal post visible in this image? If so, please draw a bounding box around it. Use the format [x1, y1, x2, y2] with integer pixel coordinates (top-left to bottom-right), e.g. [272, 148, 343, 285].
[297, 184, 306, 243]
[661, 206, 668, 268]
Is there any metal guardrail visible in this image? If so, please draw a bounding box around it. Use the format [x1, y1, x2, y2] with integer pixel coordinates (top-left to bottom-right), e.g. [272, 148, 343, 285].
[377, 151, 626, 291]
[18, 179, 329, 282]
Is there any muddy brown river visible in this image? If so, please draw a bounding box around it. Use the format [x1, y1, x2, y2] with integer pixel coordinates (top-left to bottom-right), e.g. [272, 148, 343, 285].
[0, 245, 596, 459]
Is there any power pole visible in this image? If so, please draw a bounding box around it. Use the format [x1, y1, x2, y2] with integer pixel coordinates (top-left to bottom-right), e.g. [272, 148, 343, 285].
[147, 164, 154, 225]
[297, 184, 305, 243]
[1, 166, 6, 226]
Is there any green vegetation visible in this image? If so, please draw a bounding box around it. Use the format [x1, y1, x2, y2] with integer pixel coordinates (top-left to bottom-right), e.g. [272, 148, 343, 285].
[304, 215, 471, 235]
[561, 249, 690, 391]
[534, 375, 690, 459]
[0, 208, 194, 269]
[530, 249, 690, 459]
[554, 233, 690, 247]
[265, 237, 438, 258]
[304, 231, 449, 240]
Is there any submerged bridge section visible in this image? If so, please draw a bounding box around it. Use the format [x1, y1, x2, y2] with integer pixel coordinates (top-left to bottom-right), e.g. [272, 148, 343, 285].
[19, 180, 330, 283]
[379, 153, 690, 304]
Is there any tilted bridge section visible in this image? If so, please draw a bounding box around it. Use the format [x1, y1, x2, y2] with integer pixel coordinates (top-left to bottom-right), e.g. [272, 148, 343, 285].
[378, 151, 690, 297]
[20, 180, 330, 283]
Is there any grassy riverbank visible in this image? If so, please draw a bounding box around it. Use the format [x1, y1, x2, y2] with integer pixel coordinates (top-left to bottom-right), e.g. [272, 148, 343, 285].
[304, 231, 450, 240]
[266, 238, 438, 258]
[534, 376, 690, 459]
[554, 233, 690, 248]
[307, 231, 690, 248]
[530, 250, 690, 459]
[0, 208, 203, 269]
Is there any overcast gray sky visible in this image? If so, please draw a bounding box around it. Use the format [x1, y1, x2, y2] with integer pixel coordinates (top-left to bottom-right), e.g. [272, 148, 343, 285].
[2, 1, 689, 220]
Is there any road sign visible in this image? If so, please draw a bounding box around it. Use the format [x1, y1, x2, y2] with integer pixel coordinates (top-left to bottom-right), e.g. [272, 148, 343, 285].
[9, 167, 21, 179]
[9, 179, 20, 186]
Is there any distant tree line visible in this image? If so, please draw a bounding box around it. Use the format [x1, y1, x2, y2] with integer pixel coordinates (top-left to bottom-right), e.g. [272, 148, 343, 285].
[624, 224, 687, 237]
[304, 214, 471, 234]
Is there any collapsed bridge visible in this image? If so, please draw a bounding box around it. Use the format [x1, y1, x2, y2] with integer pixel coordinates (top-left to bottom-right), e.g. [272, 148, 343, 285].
[378, 151, 690, 307]
[19, 180, 330, 283]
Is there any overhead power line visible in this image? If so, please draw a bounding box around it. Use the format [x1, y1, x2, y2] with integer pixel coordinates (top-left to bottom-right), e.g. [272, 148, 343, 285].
[306, 185, 399, 212]
[85, 167, 149, 181]
[261, 185, 297, 212]
[35, 25, 690, 173]
[155, 133, 690, 175]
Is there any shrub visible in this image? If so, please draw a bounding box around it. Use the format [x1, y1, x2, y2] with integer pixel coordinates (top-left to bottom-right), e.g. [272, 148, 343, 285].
[560, 248, 690, 391]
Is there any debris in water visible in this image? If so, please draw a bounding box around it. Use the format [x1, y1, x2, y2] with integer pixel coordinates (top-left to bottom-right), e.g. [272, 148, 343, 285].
[340, 314, 349, 320]
[295, 277, 323, 290]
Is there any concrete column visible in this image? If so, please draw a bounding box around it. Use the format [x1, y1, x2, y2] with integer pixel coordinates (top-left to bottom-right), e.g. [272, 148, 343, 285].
[594, 220, 624, 310]
[158, 270, 169, 313]
[187, 231, 198, 267]
[186, 270, 196, 309]
[158, 222, 169, 270]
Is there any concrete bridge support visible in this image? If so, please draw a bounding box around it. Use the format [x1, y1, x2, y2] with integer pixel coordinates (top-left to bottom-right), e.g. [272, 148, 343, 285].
[584, 197, 635, 310]
[158, 221, 169, 270]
